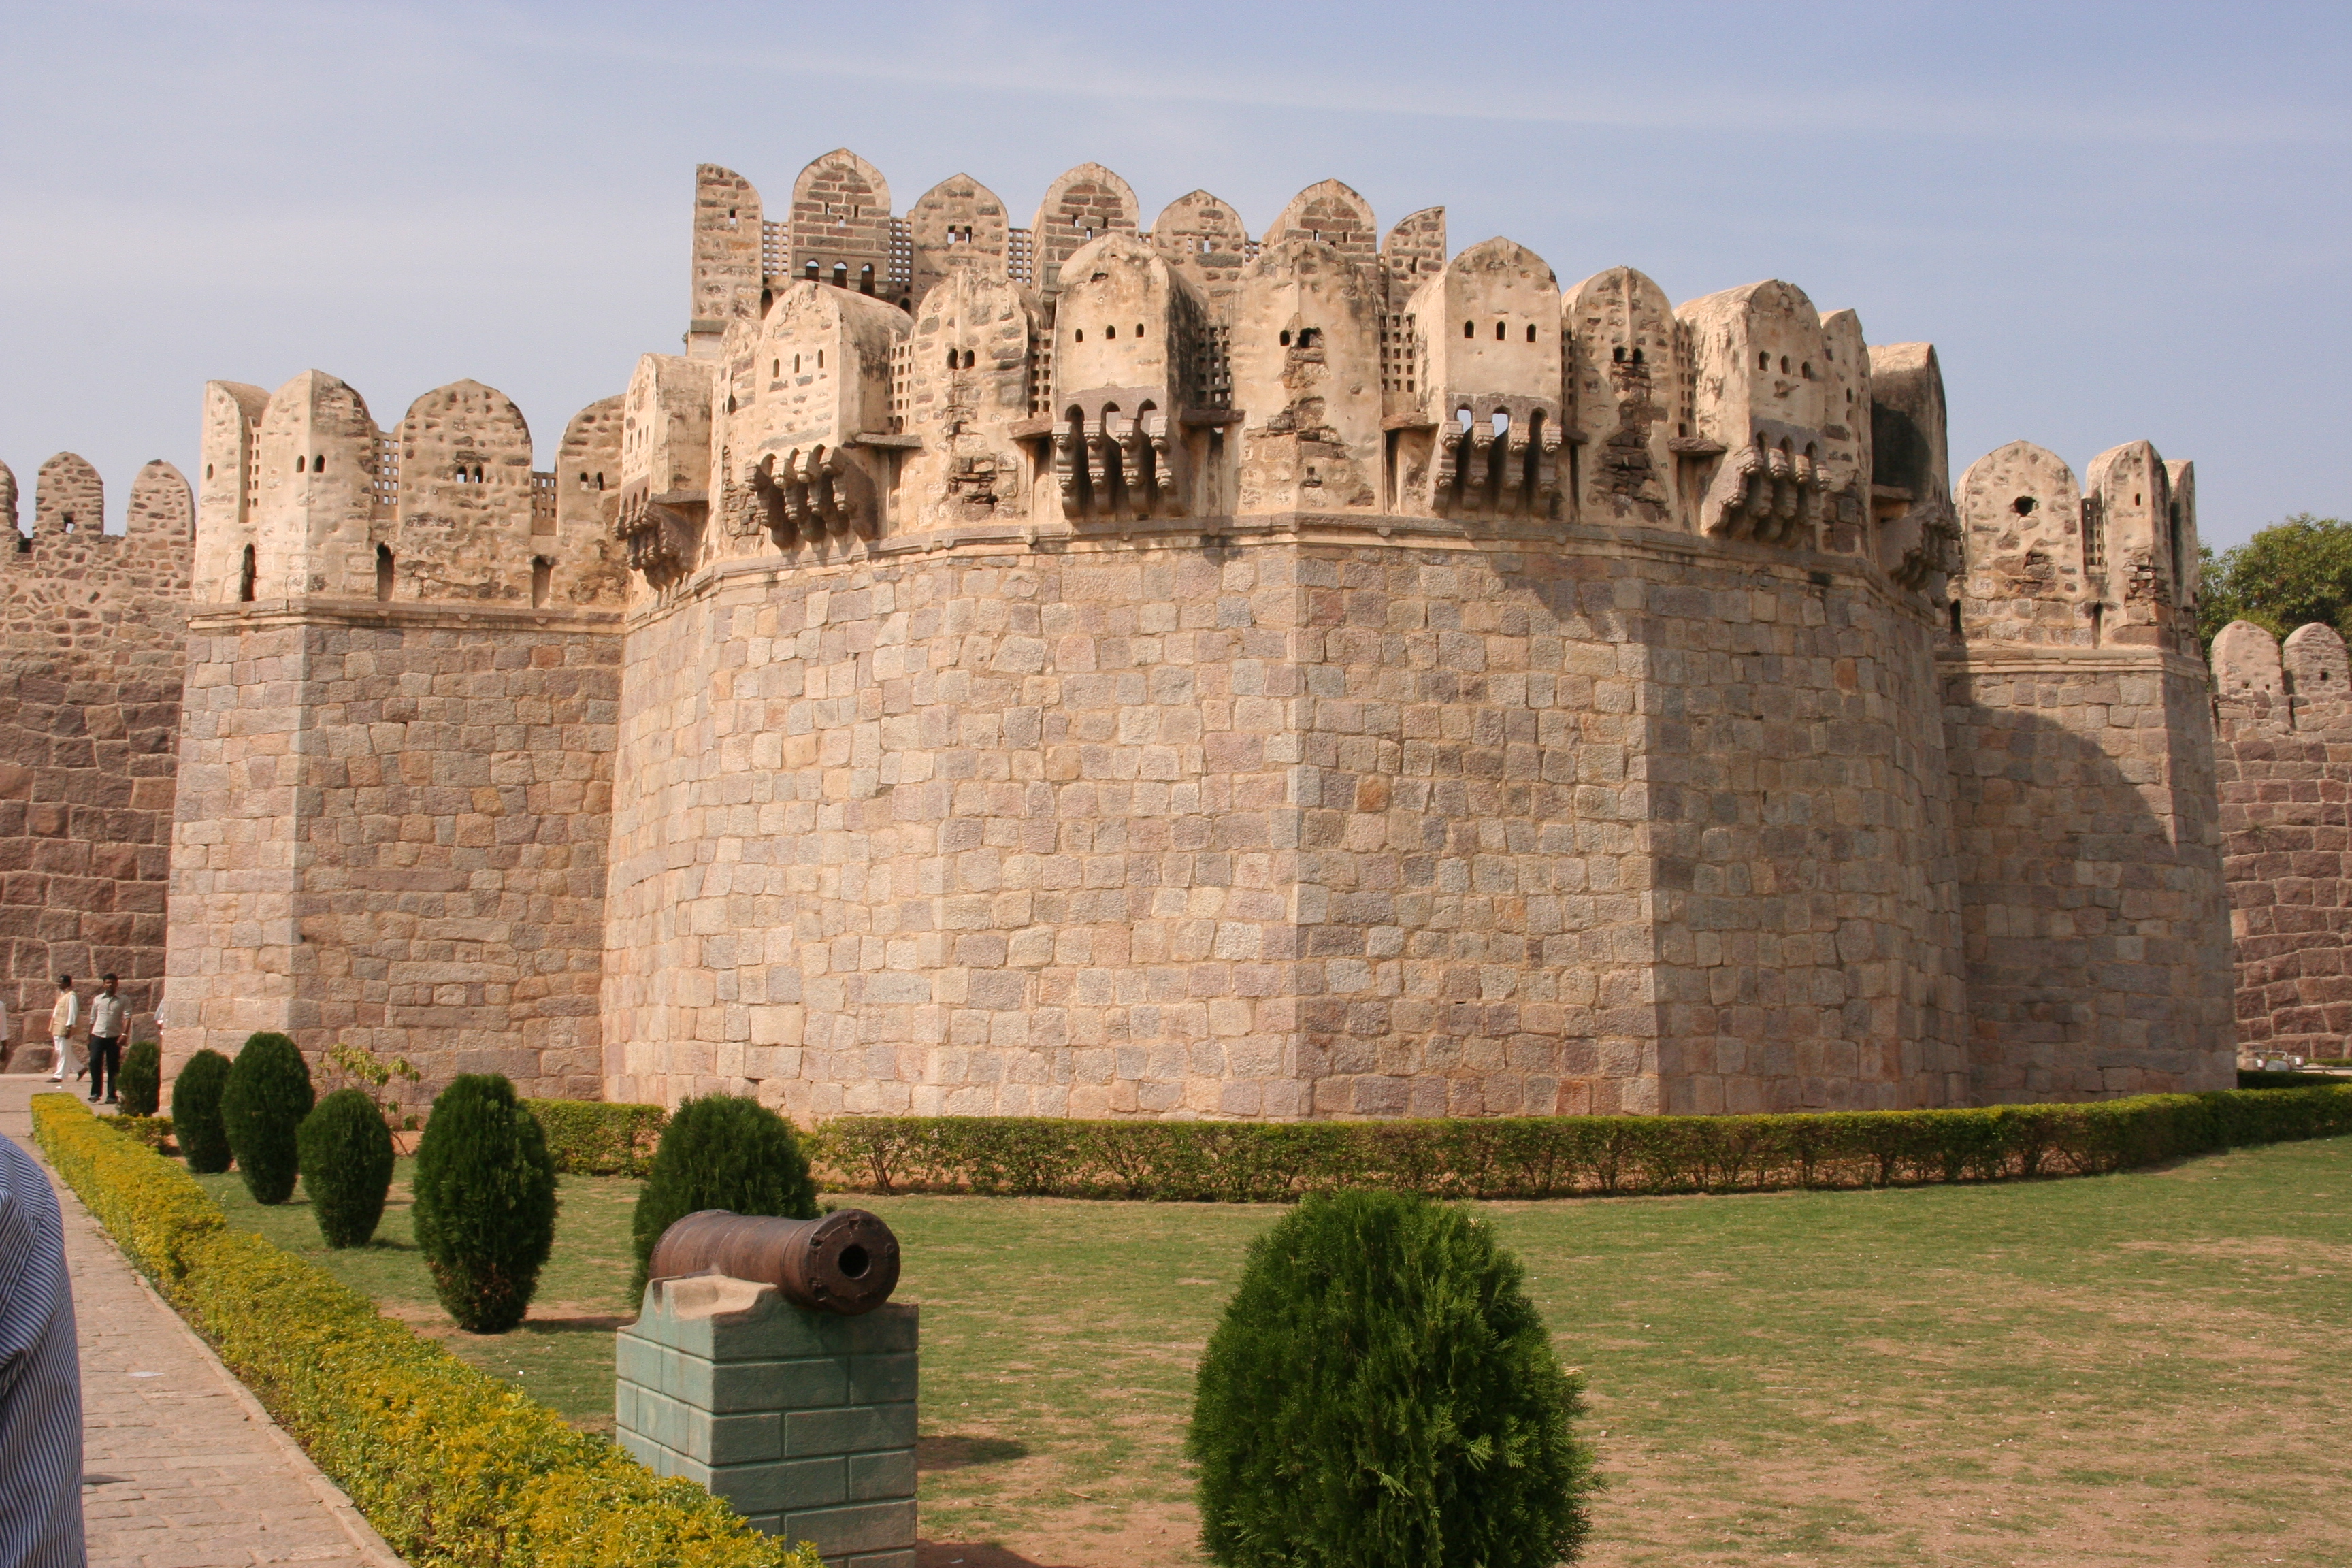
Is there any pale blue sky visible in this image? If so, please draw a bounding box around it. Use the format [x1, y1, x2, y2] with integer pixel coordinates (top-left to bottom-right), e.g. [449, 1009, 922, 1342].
[2, 0, 2343, 548]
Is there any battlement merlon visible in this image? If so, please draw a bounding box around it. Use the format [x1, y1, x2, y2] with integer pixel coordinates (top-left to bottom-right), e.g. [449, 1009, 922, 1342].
[0, 455, 192, 583]
[191, 371, 628, 612]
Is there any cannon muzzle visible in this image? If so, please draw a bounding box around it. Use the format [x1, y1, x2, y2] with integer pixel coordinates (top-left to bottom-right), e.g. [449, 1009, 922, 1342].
[648, 1209, 902, 1316]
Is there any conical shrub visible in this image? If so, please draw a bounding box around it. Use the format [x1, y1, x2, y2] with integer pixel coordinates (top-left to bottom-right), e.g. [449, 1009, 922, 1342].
[412, 1075, 558, 1333]
[297, 1088, 395, 1248]
[629, 1094, 818, 1299]
[171, 1049, 234, 1174]
[220, 1032, 315, 1204]
[116, 1040, 162, 1117]
[1188, 1190, 1593, 1568]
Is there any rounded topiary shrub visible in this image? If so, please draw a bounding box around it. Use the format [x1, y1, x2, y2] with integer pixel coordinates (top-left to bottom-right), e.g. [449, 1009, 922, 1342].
[116, 1040, 163, 1117]
[412, 1074, 558, 1333]
[220, 1032, 315, 1204]
[630, 1094, 818, 1298]
[297, 1088, 395, 1248]
[171, 1048, 236, 1174]
[1188, 1189, 1592, 1568]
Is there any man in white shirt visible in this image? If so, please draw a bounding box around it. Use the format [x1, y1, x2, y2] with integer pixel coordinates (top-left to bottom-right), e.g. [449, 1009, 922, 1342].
[44, 978, 78, 1085]
[86, 976, 127, 1105]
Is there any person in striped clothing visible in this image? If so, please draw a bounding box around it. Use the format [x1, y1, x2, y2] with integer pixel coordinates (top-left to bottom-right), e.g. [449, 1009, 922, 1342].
[0, 1132, 84, 1566]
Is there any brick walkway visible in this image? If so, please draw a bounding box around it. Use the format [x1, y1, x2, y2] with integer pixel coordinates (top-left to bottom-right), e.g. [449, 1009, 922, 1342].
[0, 1075, 405, 1568]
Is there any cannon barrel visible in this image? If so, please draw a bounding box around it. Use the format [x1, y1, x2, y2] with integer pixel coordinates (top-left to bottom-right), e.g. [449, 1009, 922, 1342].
[648, 1209, 902, 1316]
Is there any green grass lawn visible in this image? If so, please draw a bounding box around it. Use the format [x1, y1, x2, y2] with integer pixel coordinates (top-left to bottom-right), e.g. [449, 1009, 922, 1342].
[195, 1138, 2352, 1568]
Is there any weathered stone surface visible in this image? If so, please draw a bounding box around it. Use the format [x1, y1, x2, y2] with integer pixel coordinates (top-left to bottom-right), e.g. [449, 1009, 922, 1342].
[0, 457, 190, 1051]
[2215, 620, 2352, 1060]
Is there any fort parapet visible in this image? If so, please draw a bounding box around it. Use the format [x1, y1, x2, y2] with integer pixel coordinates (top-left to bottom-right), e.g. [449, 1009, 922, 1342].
[128, 148, 2236, 1111]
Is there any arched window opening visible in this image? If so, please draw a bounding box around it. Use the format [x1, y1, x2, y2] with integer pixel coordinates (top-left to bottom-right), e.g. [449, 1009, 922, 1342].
[531, 556, 553, 608]
[1492, 410, 1511, 437]
[962, 350, 976, 370]
[1134, 323, 1144, 338]
[2012, 496, 2038, 517]
[860, 263, 875, 295]
[1800, 362, 1813, 380]
[1949, 600, 1963, 636]
[239, 542, 257, 602]
[1758, 351, 1771, 370]
[595, 472, 605, 490]
[946, 347, 959, 371]
[1463, 321, 1475, 338]
[794, 353, 802, 373]
[832, 263, 848, 287]
[1494, 321, 1506, 341]
[804, 261, 818, 280]
[375, 544, 395, 601]
[1074, 329, 1084, 343]
[1631, 348, 1644, 365]
[1298, 327, 1320, 348]
[1525, 324, 1537, 343]
[816, 350, 823, 369]
[1612, 346, 1625, 363]
[1779, 355, 1791, 374]
[61, 513, 75, 533]
[772, 359, 780, 378]
[1280, 329, 1292, 347]
[1456, 406, 1473, 432]
[205, 463, 214, 479]
[314, 455, 327, 473]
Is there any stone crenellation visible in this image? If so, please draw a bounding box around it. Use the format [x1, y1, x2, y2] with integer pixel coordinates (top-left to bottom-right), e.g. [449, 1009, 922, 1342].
[115, 147, 2238, 1114]
[2212, 620, 2352, 1060]
[0, 453, 193, 1059]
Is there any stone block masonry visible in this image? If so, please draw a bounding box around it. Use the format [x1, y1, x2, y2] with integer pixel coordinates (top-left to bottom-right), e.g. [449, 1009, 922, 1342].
[617, 1275, 917, 1567]
[161, 600, 620, 1094]
[2212, 621, 2352, 1060]
[0, 454, 191, 1058]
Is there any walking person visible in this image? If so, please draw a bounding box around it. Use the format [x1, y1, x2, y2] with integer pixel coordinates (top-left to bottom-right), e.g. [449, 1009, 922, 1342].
[0, 1130, 86, 1566]
[44, 977, 78, 1085]
[86, 975, 126, 1105]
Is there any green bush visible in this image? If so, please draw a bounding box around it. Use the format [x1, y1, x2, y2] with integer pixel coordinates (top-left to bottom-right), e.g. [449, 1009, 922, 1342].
[413, 1075, 559, 1333]
[1190, 1190, 1591, 1567]
[524, 1098, 668, 1176]
[631, 1095, 818, 1299]
[117, 1039, 162, 1116]
[32, 1094, 821, 1568]
[220, 1032, 316, 1204]
[171, 1049, 236, 1175]
[298, 1088, 397, 1248]
[811, 1087, 2352, 1201]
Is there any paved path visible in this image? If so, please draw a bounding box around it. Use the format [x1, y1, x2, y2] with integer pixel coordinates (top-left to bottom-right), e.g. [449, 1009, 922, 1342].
[0, 1075, 405, 1568]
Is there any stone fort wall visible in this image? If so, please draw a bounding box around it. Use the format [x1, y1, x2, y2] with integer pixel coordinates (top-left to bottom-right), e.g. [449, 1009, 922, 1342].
[0, 454, 192, 1062]
[2212, 620, 2352, 1060]
[127, 146, 2240, 1111]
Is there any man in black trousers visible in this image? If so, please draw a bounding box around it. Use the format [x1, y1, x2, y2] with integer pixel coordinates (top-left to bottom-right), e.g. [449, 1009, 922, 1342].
[86, 975, 126, 1106]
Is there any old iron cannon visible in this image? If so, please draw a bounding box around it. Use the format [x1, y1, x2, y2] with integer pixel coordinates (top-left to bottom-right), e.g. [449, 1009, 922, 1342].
[647, 1208, 902, 1316]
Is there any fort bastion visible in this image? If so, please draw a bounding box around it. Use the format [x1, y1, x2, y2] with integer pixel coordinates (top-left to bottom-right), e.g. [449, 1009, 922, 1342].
[3, 148, 2245, 1113]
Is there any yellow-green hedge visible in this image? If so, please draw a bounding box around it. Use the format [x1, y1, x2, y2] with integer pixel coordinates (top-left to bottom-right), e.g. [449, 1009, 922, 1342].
[29, 1095, 817, 1568]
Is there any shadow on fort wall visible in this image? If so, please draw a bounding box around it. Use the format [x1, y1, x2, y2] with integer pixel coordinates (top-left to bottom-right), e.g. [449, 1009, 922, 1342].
[1950, 698, 2229, 1098]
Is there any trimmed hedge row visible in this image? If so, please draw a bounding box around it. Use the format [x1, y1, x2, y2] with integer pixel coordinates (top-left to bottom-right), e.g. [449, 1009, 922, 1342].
[804, 1088, 2352, 1202]
[31, 1095, 818, 1568]
[524, 1098, 668, 1177]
